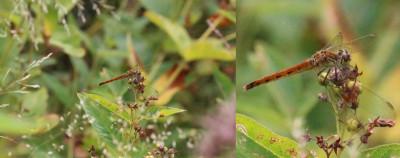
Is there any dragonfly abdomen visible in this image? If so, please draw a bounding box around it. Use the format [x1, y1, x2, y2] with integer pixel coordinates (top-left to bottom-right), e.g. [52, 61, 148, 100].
[98, 70, 138, 86]
[243, 60, 314, 91]
[98, 74, 126, 86]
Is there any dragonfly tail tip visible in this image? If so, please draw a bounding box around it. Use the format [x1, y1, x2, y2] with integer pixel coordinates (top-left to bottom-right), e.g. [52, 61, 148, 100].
[243, 84, 252, 91]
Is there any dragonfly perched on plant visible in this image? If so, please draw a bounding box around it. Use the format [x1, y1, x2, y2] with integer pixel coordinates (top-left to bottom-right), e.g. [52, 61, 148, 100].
[243, 32, 396, 120]
[98, 70, 141, 86]
[98, 69, 159, 101]
[244, 32, 374, 91]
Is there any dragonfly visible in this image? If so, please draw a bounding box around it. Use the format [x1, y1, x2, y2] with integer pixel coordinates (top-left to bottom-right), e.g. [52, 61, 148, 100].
[98, 70, 140, 86]
[98, 69, 159, 99]
[243, 32, 376, 91]
[243, 32, 396, 119]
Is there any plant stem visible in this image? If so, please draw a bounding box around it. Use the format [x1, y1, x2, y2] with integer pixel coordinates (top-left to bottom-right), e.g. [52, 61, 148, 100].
[199, 16, 223, 42]
[180, 0, 193, 20]
[147, 54, 165, 83]
[67, 135, 74, 158]
[224, 32, 236, 42]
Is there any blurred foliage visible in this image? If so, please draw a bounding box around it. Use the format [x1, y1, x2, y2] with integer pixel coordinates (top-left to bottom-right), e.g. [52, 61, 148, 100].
[237, 0, 400, 157]
[0, 0, 235, 157]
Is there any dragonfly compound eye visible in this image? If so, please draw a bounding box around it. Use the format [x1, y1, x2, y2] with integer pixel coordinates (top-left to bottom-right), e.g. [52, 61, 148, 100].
[340, 49, 351, 62]
[135, 70, 141, 76]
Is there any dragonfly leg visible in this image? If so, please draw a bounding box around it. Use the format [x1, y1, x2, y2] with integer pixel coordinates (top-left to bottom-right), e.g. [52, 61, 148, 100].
[324, 68, 331, 83]
[334, 67, 338, 82]
[317, 68, 326, 76]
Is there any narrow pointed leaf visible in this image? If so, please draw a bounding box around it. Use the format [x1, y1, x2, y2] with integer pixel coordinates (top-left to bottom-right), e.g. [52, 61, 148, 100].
[182, 39, 235, 61]
[145, 11, 192, 54]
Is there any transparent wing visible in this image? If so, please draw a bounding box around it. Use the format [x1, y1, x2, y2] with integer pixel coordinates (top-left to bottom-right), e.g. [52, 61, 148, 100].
[325, 33, 377, 54]
[320, 32, 343, 52]
[342, 33, 377, 54]
[145, 88, 159, 98]
[356, 85, 396, 122]
[342, 33, 376, 47]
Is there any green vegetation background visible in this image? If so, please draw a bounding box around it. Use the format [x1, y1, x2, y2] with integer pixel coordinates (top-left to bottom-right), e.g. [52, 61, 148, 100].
[237, 0, 400, 157]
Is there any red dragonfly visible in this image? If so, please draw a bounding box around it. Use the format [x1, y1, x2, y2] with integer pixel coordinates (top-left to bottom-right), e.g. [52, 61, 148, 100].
[243, 32, 396, 120]
[98, 70, 139, 86]
[243, 32, 375, 91]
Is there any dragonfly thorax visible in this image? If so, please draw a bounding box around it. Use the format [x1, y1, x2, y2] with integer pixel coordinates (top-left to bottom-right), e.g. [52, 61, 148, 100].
[311, 51, 339, 67]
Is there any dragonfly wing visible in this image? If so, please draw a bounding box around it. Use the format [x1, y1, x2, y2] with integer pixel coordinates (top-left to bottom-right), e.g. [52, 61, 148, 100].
[321, 33, 376, 55]
[357, 85, 396, 121]
[342, 33, 376, 46]
[340, 33, 377, 54]
[320, 32, 343, 52]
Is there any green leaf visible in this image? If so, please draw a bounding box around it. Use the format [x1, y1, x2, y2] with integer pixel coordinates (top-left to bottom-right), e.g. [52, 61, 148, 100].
[360, 144, 400, 157]
[81, 93, 131, 123]
[41, 9, 85, 58]
[218, 10, 236, 23]
[140, 106, 185, 121]
[182, 39, 235, 61]
[77, 93, 123, 149]
[42, 8, 59, 36]
[41, 73, 74, 107]
[50, 27, 85, 57]
[70, 57, 90, 88]
[139, 0, 182, 18]
[212, 64, 234, 98]
[41, 15, 85, 57]
[236, 113, 298, 158]
[0, 34, 19, 67]
[22, 88, 49, 118]
[236, 131, 277, 158]
[0, 0, 21, 23]
[0, 113, 59, 135]
[145, 11, 192, 54]
[58, 0, 79, 15]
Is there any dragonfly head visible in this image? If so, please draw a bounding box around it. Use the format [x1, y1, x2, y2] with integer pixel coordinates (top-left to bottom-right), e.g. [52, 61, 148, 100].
[338, 49, 351, 63]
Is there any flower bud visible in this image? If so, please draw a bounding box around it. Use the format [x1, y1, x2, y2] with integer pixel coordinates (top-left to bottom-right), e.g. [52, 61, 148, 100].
[134, 123, 141, 132]
[318, 72, 329, 86]
[139, 96, 146, 102]
[347, 81, 362, 94]
[318, 93, 328, 102]
[346, 118, 359, 132]
[332, 86, 342, 97]
[140, 130, 146, 137]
